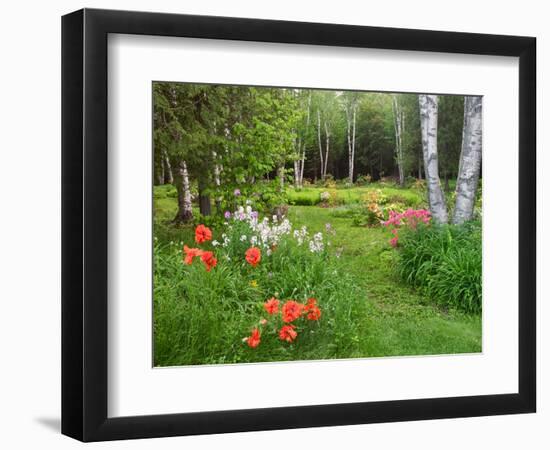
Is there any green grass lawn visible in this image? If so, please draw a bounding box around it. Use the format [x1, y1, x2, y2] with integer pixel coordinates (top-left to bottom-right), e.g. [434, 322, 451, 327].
[286, 183, 427, 207]
[287, 205, 481, 357]
[153, 185, 481, 366]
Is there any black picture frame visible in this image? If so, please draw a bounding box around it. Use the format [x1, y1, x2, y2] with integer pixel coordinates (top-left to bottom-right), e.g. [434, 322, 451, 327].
[61, 8, 536, 442]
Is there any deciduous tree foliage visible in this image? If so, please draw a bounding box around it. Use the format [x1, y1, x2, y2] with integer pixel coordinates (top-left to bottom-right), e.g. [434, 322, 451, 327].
[153, 83, 481, 223]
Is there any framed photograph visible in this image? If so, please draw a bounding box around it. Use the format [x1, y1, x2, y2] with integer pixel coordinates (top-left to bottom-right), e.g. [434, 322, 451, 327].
[61, 8, 536, 442]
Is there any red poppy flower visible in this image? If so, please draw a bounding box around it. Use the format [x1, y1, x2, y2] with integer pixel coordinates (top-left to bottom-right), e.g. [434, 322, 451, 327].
[306, 297, 317, 307]
[279, 325, 297, 343]
[264, 297, 280, 315]
[306, 306, 321, 321]
[183, 245, 204, 265]
[245, 247, 261, 267]
[281, 300, 304, 323]
[195, 224, 212, 244]
[303, 297, 321, 320]
[200, 250, 217, 272]
[247, 328, 261, 348]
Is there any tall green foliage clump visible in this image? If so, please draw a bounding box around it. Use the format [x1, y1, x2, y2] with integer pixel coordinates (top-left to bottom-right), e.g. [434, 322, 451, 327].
[396, 221, 482, 314]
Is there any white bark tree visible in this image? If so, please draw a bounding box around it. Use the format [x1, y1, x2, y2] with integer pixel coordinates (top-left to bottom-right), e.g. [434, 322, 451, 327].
[317, 109, 324, 181]
[323, 120, 331, 180]
[453, 96, 483, 224]
[418, 94, 448, 224]
[344, 94, 358, 185]
[392, 95, 405, 187]
[163, 148, 173, 184]
[174, 160, 193, 223]
[294, 92, 311, 189]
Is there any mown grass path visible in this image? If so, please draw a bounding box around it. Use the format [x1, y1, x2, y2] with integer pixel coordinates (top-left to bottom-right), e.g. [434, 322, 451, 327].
[288, 205, 481, 357]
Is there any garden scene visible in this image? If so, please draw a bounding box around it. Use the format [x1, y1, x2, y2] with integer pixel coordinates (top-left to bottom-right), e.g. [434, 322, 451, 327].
[153, 83, 482, 367]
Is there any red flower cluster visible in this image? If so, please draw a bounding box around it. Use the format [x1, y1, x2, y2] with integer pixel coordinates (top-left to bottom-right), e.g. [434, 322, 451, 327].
[279, 325, 297, 343]
[245, 247, 261, 267]
[304, 298, 322, 321]
[183, 245, 203, 265]
[195, 224, 212, 244]
[244, 297, 322, 349]
[264, 297, 279, 315]
[246, 328, 261, 348]
[200, 250, 217, 272]
[282, 300, 303, 323]
[183, 226, 217, 272]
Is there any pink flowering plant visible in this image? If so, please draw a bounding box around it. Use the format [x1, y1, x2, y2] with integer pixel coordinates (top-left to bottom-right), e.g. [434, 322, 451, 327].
[382, 208, 432, 247]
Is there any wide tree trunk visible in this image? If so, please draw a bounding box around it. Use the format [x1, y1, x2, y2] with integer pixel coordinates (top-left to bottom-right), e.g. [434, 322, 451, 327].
[419, 94, 448, 224]
[453, 96, 483, 224]
[173, 160, 193, 223]
[198, 177, 211, 217]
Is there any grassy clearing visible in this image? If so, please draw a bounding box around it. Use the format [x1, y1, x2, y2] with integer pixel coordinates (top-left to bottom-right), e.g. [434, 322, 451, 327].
[153, 185, 481, 366]
[286, 183, 427, 207]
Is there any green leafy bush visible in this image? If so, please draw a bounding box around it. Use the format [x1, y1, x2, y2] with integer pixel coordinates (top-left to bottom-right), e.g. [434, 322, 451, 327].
[396, 221, 482, 314]
[154, 184, 178, 199]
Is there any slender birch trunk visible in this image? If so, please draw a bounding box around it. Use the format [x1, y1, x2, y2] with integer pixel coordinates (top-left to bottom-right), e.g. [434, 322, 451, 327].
[295, 93, 311, 189]
[323, 121, 330, 179]
[293, 156, 300, 189]
[418, 94, 448, 224]
[345, 96, 358, 185]
[317, 109, 324, 181]
[163, 149, 173, 184]
[278, 164, 285, 191]
[453, 96, 483, 224]
[392, 95, 405, 187]
[173, 160, 193, 223]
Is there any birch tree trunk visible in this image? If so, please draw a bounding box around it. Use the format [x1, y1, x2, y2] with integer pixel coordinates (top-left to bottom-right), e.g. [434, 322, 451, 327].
[278, 164, 285, 191]
[324, 121, 330, 180]
[345, 97, 358, 185]
[293, 159, 300, 188]
[418, 94, 448, 224]
[173, 160, 193, 223]
[392, 95, 405, 187]
[453, 96, 483, 224]
[295, 93, 311, 189]
[163, 149, 173, 184]
[317, 109, 324, 181]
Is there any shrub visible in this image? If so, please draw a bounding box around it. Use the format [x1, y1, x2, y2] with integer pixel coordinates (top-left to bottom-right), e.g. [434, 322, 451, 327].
[396, 221, 482, 314]
[355, 174, 372, 186]
[154, 184, 178, 199]
[287, 189, 321, 206]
